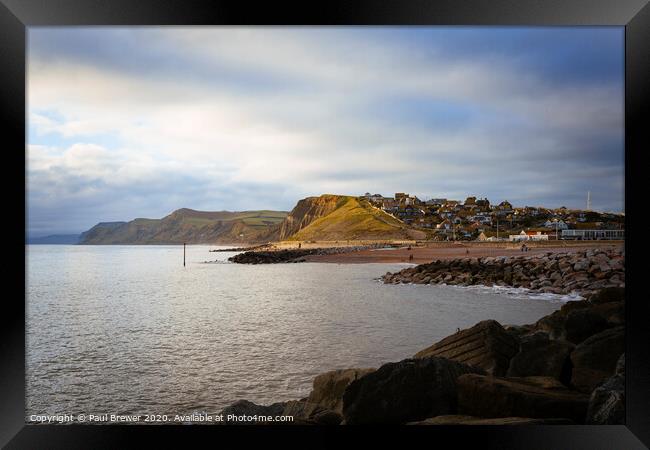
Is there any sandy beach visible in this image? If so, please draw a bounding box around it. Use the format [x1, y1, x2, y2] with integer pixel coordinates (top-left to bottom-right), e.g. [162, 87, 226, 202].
[302, 242, 623, 264]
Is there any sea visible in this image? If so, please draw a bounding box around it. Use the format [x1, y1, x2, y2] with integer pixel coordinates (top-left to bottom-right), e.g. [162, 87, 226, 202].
[26, 244, 579, 418]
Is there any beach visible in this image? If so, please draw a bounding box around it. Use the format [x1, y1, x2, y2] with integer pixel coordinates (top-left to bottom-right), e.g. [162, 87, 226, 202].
[301, 241, 623, 264]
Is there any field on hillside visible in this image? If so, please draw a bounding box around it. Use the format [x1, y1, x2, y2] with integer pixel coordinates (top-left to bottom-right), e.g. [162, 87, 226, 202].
[289, 197, 410, 241]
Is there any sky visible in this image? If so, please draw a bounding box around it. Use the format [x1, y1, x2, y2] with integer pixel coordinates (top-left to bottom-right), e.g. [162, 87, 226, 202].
[27, 27, 625, 237]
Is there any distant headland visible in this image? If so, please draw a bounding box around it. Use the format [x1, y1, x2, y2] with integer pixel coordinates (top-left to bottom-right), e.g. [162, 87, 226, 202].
[30, 193, 624, 245]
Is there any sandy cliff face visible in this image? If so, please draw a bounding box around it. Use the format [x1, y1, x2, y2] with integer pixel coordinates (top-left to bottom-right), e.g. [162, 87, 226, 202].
[278, 195, 345, 240]
[80, 194, 416, 244]
[277, 194, 412, 241]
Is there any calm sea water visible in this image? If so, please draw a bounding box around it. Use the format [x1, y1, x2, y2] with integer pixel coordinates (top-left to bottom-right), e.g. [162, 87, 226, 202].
[26, 245, 569, 418]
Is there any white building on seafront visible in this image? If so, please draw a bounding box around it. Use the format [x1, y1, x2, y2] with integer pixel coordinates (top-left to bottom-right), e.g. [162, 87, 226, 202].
[509, 230, 549, 242]
[561, 229, 624, 240]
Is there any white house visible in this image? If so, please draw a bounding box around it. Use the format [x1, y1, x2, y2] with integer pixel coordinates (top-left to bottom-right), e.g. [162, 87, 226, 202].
[528, 232, 549, 241]
[509, 230, 529, 242]
[544, 219, 568, 230]
[509, 230, 549, 242]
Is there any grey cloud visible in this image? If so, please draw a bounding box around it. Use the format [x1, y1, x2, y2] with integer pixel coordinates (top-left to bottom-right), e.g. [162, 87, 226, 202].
[27, 28, 624, 235]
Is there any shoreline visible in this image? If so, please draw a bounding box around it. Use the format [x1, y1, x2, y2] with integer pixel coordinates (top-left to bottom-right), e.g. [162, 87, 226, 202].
[219, 242, 626, 425]
[306, 242, 622, 264]
[226, 242, 624, 300]
[227, 241, 622, 265]
[380, 246, 624, 297]
[216, 286, 625, 425]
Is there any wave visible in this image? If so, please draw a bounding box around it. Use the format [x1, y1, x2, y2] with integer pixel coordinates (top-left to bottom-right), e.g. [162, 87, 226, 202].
[377, 278, 583, 303]
[447, 283, 583, 303]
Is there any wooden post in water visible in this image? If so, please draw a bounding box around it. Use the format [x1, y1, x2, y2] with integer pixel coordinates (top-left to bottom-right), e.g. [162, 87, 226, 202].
[183, 243, 186, 267]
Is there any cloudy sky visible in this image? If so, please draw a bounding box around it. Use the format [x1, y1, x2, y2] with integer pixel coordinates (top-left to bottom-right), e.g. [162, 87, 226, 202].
[27, 27, 624, 237]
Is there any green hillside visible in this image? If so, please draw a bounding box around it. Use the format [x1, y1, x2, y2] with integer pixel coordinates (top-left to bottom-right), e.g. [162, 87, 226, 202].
[79, 194, 424, 245]
[79, 209, 288, 244]
[285, 196, 412, 241]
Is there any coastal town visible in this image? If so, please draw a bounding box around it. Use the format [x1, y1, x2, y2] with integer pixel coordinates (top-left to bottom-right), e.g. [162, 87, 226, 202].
[361, 192, 625, 242]
[23, 24, 632, 435]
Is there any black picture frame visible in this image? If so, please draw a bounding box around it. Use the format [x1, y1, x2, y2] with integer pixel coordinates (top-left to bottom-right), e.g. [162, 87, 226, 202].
[2, 0, 648, 448]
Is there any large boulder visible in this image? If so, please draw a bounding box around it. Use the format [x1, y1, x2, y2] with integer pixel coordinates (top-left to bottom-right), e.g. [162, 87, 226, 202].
[570, 326, 624, 393]
[585, 373, 625, 424]
[306, 368, 375, 415]
[407, 415, 573, 425]
[506, 331, 574, 383]
[277, 368, 376, 425]
[503, 324, 535, 340]
[590, 301, 625, 327]
[342, 356, 484, 425]
[219, 400, 288, 424]
[534, 297, 621, 344]
[281, 400, 343, 425]
[534, 310, 567, 340]
[414, 320, 519, 376]
[457, 374, 590, 423]
[587, 287, 625, 304]
[534, 300, 590, 340]
[564, 308, 609, 344]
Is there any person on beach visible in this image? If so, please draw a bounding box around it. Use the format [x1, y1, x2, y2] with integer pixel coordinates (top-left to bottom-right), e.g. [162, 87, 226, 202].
[409, 254, 414, 262]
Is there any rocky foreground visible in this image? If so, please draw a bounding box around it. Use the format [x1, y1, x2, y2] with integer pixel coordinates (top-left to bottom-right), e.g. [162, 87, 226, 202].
[381, 247, 624, 296]
[216, 287, 625, 425]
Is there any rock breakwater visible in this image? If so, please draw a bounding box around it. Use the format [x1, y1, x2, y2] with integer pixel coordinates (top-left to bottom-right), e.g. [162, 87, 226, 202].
[228, 245, 391, 264]
[216, 287, 626, 425]
[228, 249, 320, 264]
[381, 247, 624, 296]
